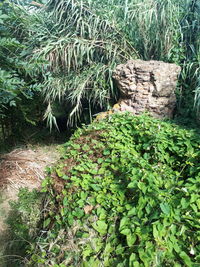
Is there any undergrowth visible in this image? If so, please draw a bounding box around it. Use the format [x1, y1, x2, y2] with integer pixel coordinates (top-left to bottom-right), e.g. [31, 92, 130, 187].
[0, 189, 43, 267]
[7, 113, 200, 266]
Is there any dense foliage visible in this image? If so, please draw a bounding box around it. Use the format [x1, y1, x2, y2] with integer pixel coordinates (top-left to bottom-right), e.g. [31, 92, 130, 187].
[0, 1, 46, 143]
[9, 113, 200, 266]
[1, 1, 200, 266]
[2, 1, 200, 266]
[1, 0, 200, 142]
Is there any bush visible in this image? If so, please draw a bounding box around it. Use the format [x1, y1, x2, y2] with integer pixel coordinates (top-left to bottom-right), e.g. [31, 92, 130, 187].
[12, 113, 200, 266]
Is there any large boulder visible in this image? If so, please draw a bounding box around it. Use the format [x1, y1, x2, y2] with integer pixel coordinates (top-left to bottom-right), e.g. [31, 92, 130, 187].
[113, 60, 181, 118]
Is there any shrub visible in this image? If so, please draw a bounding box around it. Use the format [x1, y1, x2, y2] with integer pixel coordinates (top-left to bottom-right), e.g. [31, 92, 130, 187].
[18, 113, 200, 266]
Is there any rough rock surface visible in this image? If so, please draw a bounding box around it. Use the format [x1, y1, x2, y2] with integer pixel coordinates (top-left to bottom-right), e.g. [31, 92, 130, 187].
[113, 60, 181, 119]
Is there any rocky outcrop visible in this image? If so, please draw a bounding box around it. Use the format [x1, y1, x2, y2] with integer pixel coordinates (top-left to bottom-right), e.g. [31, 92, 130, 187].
[112, 60, 181, 119]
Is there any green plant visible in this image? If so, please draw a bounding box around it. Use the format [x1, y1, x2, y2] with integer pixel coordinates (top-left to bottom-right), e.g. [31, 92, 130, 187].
[2, 0, 200, 133]
[25, 0, 138, 128]
[82, 0, 200, 120]
[1, 188, 43, 266]
[0, 1, 45, 143]
[8, 188, 43, 239]
[18, 113, 200, 266]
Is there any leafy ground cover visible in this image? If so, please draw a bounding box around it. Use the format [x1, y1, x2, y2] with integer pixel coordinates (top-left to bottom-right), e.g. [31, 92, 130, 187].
[8, 113, 200, 266]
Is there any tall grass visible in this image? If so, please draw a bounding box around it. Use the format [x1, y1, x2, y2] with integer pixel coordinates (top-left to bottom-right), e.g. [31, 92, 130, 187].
[21, 0, 138, 127]
[80, 0, 200, 120]
[7, 0, 200, 127]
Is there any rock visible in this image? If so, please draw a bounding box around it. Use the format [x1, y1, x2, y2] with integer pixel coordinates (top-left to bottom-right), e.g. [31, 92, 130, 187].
[113, 60, 181, 119]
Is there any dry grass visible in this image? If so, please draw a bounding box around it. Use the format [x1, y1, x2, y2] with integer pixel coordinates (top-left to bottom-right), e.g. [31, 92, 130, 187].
[0, 146, 59, 190]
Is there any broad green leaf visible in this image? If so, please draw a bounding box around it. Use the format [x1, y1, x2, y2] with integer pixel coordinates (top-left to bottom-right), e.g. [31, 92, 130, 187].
[103, 149, 110, 155]
[179, 251, 192, 266]
[127, 234, 136, 247]
[181, 198, 188, 209]
[127, 182, 136, 188]
[129, 253, 136, 266]
[92, 220, 108, 235]
[120, 228, 131, 236]
[97, 158, 104, 164]
[119, 217, 130, 230]
[160, 203, 170, 215]
[128, 207, 136, 216]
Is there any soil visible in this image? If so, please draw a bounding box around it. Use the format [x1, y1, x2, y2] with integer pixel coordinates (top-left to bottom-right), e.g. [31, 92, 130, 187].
[0, 145, 60, 267]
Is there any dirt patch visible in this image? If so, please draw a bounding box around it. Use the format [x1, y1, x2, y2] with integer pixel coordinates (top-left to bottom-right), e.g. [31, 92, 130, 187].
[0, 145, 60, 266]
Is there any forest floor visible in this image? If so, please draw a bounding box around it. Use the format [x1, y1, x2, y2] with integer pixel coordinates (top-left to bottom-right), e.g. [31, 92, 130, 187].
[0, 145, 60, 267]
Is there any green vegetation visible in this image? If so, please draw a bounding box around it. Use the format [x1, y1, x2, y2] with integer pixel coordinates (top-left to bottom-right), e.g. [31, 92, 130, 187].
[1, 0, 200, 142]
[8, 113, 200, 266]
[0, 189, 42, 267]
[0, 1, 46, 145]
[1, 1, 200, 266]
